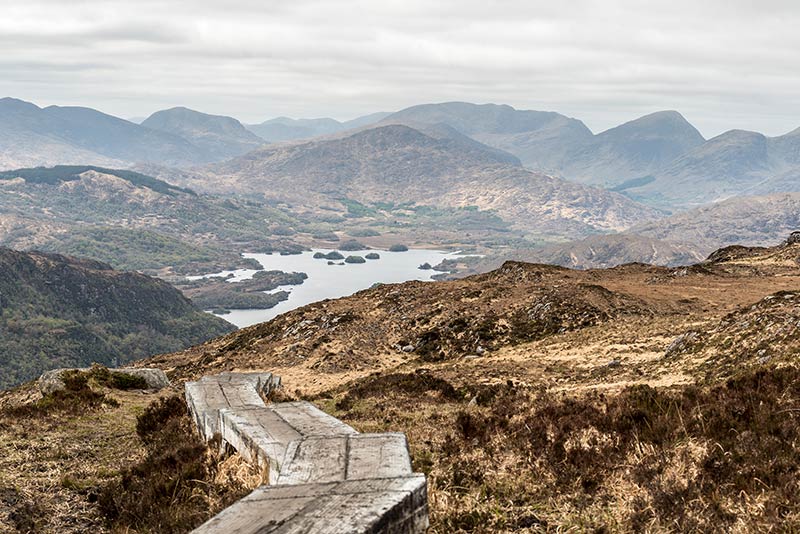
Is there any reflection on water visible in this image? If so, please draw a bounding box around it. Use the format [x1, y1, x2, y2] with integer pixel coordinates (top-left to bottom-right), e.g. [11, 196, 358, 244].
[198, 248, 461, 328]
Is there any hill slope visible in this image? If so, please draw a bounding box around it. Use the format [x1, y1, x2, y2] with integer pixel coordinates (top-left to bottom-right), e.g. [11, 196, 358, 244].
[0, 248, 234, 389]
[146, 238, 800, 532]
[3, 239, 800, 532]
[199, 124, 660, 239]
[630, 192, 800, 253]
[142, 107, 265, 160]
[0, 165, 304, 273]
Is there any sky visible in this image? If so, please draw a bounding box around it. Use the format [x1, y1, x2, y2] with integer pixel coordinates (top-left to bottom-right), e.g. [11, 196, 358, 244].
[2, 0, 799, 138]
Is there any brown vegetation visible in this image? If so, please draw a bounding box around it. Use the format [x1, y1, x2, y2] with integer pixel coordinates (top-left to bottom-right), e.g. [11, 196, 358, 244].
[99, 395, 260, 533]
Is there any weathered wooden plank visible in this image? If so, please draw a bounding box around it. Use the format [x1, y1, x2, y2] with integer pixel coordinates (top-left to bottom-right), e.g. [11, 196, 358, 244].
[191, 476, 429, 534]
[191, 493, 315, 534]
[276, 434, 413, 485]
[219, 408, 301, 483]
[269, 401, 357, 437]
[220, 382, 265, 409]
[346, 434, 413, 481]
[276, 436, 349, 485]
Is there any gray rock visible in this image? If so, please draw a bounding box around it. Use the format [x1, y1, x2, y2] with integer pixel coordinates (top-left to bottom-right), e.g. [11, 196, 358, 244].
[401, 345, 415, 353]
[38, 367, 170, 396]
[606, 359, 621, 369]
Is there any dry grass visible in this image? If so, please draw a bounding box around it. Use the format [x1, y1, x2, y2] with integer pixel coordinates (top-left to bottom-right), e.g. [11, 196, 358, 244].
[315, 365, 800, 533]
[0, 383, 154, 533]
[99, 395, 262, 533]
[0, 379, 260, 534]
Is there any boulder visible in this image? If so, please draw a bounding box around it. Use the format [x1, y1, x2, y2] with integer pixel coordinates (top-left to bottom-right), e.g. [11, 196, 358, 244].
[38, 367, 170, 396]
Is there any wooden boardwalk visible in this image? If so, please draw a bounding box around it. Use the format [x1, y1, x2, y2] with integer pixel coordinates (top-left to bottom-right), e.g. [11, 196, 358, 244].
[185, 372, 429, 533]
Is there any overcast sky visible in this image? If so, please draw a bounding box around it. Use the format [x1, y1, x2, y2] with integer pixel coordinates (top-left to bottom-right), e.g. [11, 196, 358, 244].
[2, 0, 799, 137]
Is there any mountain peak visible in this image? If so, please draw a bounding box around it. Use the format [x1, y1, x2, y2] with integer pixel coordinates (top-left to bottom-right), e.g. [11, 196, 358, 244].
[0, 97, 42, 112]
[142, 107, 264, 159]
[600, 110, 704, 141]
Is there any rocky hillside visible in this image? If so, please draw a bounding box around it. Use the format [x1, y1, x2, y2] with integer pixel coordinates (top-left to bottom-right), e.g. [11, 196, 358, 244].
[142, 107, 265, 160]
[0, 165, 304, 273]
[149, 236, 800, 383]
[500, 233, 705, 270]
[630, 192, 800, 253]
[0, 248, 234, 389]
[473, 192, 800, 271]
[198, 124, 660, 240]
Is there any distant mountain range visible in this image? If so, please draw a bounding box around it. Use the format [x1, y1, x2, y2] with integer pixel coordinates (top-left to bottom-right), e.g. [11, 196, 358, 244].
[381, 103, 705, 187]
[0, 98, 206, 168]
[380, 102, 800, 209]
[615, 128, 800, 208]
[0, 247, 233, 389]
[244, 112, 391, 142]
[2, 96, 799, 216]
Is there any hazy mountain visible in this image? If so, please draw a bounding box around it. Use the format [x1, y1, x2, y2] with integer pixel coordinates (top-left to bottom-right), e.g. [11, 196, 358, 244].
[142, 107, 265, 160]
[200, 124, 660, 239]
[382, 104, 706, 189]
[616, 128, 800, 208]
[245, 112, 391, 142]
[382, 101, 593, 170]
[558, 111, 706, 187]
[0, 247, 234, 389]
[341, 111, 392, 129]
[0, 97, 210, 169]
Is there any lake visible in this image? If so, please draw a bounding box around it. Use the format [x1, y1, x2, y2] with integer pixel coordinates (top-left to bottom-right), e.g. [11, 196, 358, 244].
[197, 248, 462, 328]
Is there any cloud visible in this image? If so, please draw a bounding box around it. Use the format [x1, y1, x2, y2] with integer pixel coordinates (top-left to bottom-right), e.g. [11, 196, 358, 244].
[1, 0, 799, 136]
